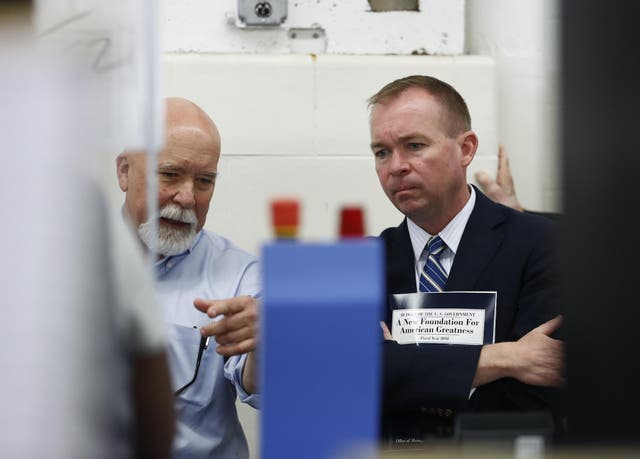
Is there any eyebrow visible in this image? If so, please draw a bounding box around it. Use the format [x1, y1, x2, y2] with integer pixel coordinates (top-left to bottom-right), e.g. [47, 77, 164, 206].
[158, 163, 218, 177]
[158, 162, 182, 170]
[399, 133, 428, 142]
[199, 171, 218, 179]
[370, 134, 428, 150]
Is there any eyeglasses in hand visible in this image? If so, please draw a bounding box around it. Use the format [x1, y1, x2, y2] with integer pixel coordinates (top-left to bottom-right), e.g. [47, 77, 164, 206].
[174, 334, 209, 396]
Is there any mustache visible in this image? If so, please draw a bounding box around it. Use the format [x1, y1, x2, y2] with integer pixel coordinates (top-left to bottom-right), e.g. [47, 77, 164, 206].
[159, 204, 197, 225]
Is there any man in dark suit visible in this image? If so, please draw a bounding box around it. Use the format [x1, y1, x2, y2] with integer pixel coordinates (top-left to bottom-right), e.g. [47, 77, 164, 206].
[368, 76, 565, 443]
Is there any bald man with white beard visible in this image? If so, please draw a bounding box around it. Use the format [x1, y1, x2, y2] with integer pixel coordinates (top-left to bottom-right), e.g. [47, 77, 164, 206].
[116, 98, 259, 459]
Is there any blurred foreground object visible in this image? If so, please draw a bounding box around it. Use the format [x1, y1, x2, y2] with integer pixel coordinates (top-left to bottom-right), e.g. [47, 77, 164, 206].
[561, 0, 640, 446]
[0, 2, 173, 457]
[261, 237, 383, 458]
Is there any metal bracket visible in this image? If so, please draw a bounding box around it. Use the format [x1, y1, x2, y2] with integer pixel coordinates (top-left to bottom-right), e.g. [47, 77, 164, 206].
[237, 0, 288, 27]
[287, 26, 327, 53]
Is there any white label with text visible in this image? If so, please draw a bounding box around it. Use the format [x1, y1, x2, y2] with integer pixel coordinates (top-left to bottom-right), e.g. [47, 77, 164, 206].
[391, 308, 485, 345]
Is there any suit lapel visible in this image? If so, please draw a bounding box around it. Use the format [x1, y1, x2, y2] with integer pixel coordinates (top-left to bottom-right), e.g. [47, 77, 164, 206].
[386, 219, 417, 294]
[446, 188, 506, 291]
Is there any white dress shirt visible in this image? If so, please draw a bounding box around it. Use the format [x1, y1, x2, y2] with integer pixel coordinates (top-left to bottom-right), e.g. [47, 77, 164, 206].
[407, 186, 477, 288]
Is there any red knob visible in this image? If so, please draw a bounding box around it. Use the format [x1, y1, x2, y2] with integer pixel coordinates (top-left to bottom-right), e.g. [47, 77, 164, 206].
[339, 206, 365, 238]
[271, 198, 300, 238]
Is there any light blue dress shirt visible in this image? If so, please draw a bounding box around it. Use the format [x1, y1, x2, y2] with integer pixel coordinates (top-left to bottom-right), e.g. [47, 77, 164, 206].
[154, 230, 261, 459]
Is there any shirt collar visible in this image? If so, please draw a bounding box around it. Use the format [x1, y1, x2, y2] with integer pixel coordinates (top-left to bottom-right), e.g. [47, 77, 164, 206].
[407, 185, 476, 262]
[154, 230, 204, 275]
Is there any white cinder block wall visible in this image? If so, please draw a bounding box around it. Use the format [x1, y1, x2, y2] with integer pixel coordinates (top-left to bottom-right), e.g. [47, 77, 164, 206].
[164, 54, 497, 255]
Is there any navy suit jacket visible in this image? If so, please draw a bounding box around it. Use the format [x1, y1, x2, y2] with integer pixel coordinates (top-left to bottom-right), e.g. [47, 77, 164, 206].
[379, 188, 563, 441]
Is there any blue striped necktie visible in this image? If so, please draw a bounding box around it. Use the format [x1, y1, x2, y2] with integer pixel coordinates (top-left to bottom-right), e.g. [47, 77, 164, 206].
[419, 235, 448, 292]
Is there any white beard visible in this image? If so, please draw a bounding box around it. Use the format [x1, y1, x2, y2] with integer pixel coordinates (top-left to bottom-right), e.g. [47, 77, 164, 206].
[137, 203, 198, 256]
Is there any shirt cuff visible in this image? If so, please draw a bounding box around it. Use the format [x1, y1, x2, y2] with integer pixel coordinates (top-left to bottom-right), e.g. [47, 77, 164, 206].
[224, 353, 260, 408]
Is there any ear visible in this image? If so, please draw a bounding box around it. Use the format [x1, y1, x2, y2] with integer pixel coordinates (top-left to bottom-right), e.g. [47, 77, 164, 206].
[459, 131, 479, 168]
[116, 153, 130, 192]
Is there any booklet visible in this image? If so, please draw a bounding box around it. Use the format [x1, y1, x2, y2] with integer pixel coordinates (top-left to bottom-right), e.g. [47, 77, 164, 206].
[390, 291, 496, 345]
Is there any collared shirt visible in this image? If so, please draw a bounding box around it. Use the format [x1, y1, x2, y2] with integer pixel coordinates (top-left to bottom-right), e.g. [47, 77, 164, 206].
[154, 230, 261, 459]
[407, 186, 476, 289]
[406, 186, 478, 397]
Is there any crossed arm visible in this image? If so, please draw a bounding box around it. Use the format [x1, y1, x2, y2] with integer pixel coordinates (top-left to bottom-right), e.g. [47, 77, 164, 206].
[381, 314, 565, 390]
[472, 315, 564, 387]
